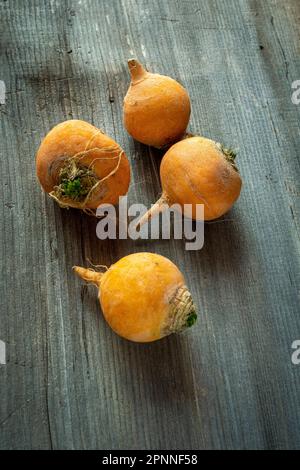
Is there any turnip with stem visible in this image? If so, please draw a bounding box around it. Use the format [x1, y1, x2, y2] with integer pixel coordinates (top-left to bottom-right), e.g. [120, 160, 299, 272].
[74, 253, 197, 343]
[137, 136, 242, 228]
[123, 59, 191, 148]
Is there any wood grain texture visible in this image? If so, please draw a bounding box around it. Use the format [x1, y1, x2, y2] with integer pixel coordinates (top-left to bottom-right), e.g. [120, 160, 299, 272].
[0, 0, 299, 450]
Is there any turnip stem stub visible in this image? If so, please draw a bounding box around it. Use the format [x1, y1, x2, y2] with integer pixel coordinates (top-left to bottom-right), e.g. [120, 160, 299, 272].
[164, 285, 197, 335]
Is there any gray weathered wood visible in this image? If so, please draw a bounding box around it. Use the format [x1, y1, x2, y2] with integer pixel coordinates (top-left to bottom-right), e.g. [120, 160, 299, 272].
[0, 0, 299, 449]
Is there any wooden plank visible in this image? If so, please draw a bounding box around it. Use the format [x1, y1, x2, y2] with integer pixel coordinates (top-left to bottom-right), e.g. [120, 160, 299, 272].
[0, 0, 299, 449]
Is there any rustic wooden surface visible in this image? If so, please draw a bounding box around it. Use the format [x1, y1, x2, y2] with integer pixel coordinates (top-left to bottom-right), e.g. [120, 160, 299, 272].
[0, 0, 299, 450]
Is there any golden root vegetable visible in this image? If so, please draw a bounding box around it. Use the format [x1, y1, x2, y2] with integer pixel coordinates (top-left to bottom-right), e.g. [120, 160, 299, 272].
[74, 252, 197, 343]
[138, 136, 242, 226]
[123, 59, 191, 148]
[36, 120, 131, 211]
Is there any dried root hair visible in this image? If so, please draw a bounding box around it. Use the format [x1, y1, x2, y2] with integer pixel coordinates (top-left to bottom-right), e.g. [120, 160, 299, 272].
[49, 148, 123, 215]
[86, 258, 109, 272]
[49, 128, 123, 215]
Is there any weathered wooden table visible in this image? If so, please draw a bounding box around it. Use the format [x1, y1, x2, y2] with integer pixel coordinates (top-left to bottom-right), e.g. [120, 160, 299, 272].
[1, 0, 299, 450]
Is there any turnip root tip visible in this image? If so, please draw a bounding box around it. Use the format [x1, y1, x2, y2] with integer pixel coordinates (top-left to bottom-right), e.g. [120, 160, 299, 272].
[127, 58, 147, 83]
[73, 266, 103, 286]
[136, 192, 170, 230]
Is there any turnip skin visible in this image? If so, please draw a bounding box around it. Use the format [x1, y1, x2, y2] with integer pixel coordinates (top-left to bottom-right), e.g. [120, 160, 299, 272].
[123, 59, 191, 148]
[74, 253, 197, 343]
